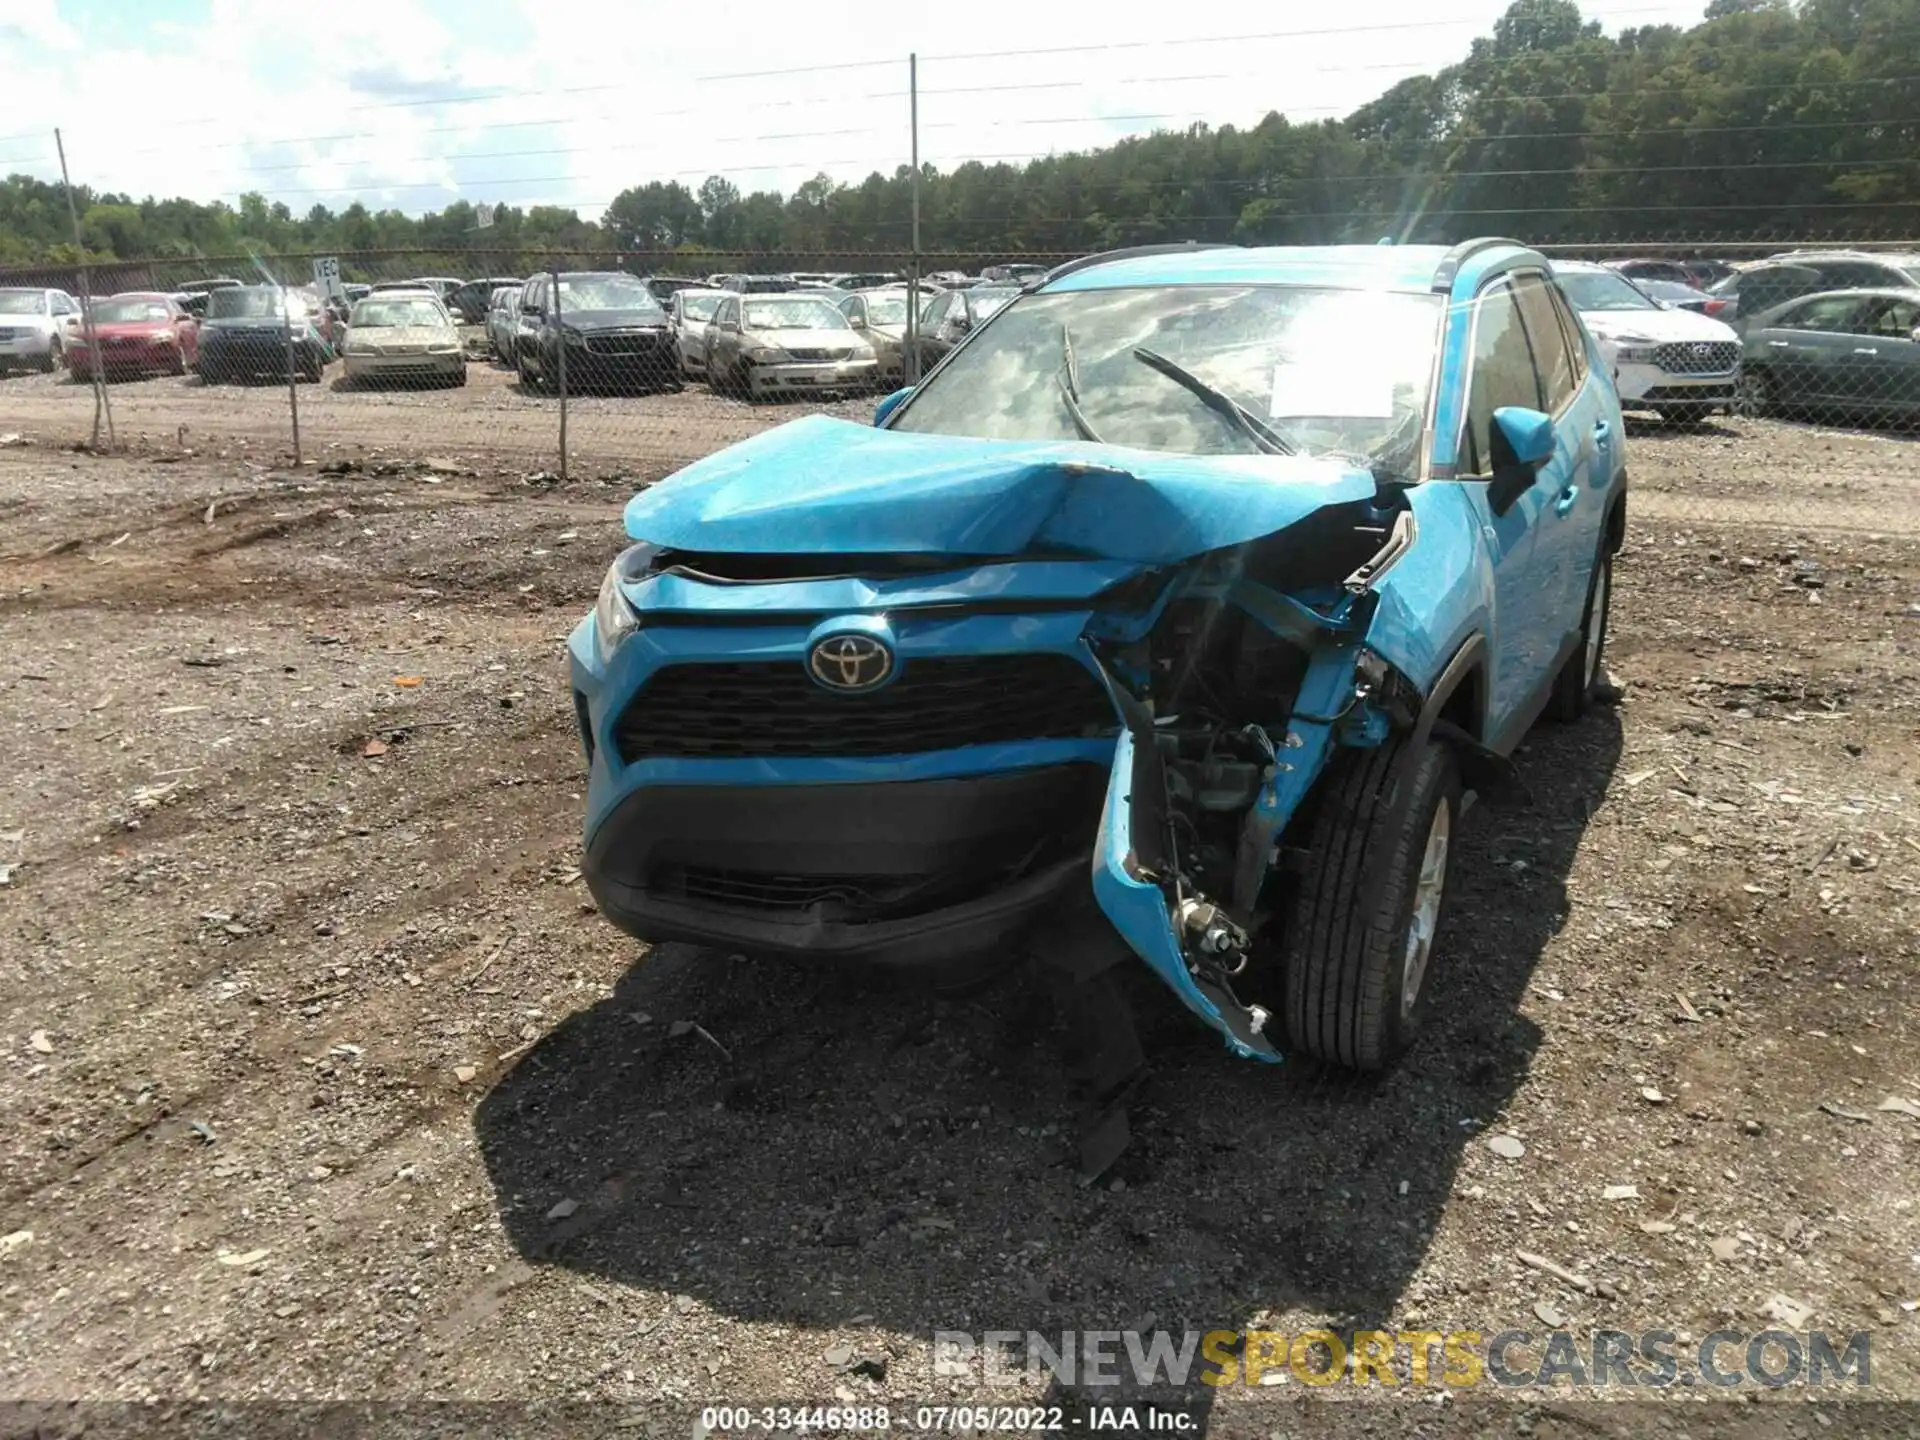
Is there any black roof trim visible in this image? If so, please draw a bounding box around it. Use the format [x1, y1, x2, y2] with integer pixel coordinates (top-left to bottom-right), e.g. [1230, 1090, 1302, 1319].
[1430, 237, 1530, 294]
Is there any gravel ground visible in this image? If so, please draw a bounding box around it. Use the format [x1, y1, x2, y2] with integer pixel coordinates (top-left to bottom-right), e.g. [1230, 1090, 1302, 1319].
[0, 394, 1917, 1436]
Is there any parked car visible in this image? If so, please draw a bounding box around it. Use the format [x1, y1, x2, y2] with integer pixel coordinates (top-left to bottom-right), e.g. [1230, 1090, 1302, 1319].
[1736, 287, 1920, 424]
[979, 263, 1049, 284]
[1630, 278, 1725, 316]
[1680, 258, 1735, 290]
[704, 292, 879, 399]
[1603, 258, 1696, 286]
[568, 239, 1627, 1073]
[197, 285, 331, 383]
[487, 285, 523, 361]
[0, 286, 82, 373]
[717, 274, 799, 294]
[338, 292, 466, 388]
[444, 277, 522, 326]
[647, 275, 707, 302]
[65, 292, 198, 379]
[668, 287, 726, 378]
[1708, 252, 1920, 326]
[516, 271, 679, 392]
[913, 284, 1020, 368]
[1552, 260, 1739, 423]
[834, 287, 911, 382]
[343, 283, 373, 303]
[789, 271, 844, 288]
[832, 271, 903, 290]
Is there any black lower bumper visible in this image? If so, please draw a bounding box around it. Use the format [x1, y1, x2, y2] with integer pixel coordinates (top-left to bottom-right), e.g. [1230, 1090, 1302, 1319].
[584, 765, 1104, 965]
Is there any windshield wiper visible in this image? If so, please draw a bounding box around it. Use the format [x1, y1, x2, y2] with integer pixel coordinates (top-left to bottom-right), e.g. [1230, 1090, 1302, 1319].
[1058, 322, 1106, 444]
[1131, 346, 1294, 455]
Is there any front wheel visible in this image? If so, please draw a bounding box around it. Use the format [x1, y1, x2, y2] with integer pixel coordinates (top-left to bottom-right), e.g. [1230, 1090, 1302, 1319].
[1282, 737, 1461, 1072]
[35, 341, 61, 374]
[1737, 368, 1773, 418]
[1550, 550, 1612, 722]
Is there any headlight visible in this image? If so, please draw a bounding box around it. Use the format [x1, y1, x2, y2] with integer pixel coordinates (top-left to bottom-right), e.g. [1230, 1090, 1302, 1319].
[428, 342, 460, 354]
[1613, 339, 1658, 364]
[592, 543, 658, 665]
[746, 345, 789, 363]
[561, 326, 586, 344]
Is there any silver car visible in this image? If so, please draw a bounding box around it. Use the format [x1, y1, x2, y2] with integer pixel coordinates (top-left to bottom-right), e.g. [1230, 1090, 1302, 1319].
[340, 294, 466, 387]
[669, 288, 726, 378]
[834, 288, 912, 383]
[0, 286, 83, 373]
[704, 292, 880, 400]
[488, 285, 523, 362]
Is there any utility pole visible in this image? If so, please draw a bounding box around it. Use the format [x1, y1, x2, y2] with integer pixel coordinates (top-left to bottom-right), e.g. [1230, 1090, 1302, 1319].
[905, 53, 921, 386]
[54, 128, 114, 450]
[552, 265, 568, 482]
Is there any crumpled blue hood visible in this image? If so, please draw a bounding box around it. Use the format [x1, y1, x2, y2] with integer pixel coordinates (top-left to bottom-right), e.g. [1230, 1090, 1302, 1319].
[625, 415, 1378, 565]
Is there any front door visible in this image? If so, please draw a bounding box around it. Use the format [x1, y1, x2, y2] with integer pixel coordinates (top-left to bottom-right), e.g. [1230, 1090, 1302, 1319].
[1457, 275, 1567, 730]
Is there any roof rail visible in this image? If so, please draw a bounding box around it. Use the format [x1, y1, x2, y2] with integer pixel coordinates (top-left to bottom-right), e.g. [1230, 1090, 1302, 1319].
[1430, 236, 1530, 293]
[1037, 241, 1239, 287]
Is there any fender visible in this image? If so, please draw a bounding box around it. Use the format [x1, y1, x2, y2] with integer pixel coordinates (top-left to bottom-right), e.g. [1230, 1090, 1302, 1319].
[1412, 632, 1488, 750]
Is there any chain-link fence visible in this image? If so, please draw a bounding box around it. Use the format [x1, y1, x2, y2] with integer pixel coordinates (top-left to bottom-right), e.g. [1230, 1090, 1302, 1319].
[4, 240, 1920, 476]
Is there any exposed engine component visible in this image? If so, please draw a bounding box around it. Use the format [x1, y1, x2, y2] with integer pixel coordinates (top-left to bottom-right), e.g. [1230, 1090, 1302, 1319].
[1176, 896, 1249, 970]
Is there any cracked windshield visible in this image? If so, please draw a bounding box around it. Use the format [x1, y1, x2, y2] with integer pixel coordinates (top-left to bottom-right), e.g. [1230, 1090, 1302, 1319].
[891, 285, 1441, 474]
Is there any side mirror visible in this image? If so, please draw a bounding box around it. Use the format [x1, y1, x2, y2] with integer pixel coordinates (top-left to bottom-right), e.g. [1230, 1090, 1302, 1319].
[846, 313, 867, 329]
[1910, 324, 1920, 344]
[1486, 406, 1556, 516]
[874, 386, 913, 427]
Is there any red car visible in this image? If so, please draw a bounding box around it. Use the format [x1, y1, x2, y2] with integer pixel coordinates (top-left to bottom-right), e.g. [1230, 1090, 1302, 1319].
[68, 292, 199, 380]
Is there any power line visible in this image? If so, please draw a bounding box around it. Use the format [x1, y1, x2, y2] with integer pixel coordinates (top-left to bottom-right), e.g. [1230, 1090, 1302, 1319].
[916, 5, 1694, 64]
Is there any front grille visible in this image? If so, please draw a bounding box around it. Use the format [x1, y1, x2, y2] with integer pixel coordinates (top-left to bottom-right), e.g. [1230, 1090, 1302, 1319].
[665, 866, 903, 912]
[1654, 341, 1737, 375]
[585, 332, 666, 355]
[614, 652, 1116, 761]
[781, 348, 838, 362]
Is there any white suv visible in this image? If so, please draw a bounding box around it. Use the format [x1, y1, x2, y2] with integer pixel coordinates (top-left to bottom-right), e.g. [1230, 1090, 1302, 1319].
[1551, 260, 1741, 424]
[0, 287, 83, 374]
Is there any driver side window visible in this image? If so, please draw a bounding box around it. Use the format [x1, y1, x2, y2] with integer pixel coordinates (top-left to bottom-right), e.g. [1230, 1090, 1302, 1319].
[1461, 281, 1546, 478]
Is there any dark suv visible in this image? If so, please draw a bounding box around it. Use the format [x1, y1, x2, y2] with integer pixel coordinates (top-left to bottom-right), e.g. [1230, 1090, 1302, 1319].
[197, 286, 331, 383]
[515, 272, 679, 393]
[1711, 252, 1920, 326]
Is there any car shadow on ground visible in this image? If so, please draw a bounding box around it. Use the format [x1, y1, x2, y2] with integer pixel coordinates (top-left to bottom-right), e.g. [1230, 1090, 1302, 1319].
[475, 708, 1622, 1426]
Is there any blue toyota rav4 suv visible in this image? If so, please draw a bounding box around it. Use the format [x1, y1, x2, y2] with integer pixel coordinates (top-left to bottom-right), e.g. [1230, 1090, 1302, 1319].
[568, 239, 1626, 1072]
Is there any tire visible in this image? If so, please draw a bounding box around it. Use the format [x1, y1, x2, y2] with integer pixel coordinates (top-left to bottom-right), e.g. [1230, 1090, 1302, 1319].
[35, 341, 60, 374]
[517, 348, 539, 391]
[1282, 737, 1461, 1072]
[1549, 550, 1612, 722]
[452, 366, 468, 387]
[1737, 368, 1773, 418]
[1659, 403, 1712, 425]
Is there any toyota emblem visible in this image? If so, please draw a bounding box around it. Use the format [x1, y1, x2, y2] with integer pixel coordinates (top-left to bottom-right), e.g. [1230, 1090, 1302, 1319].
[807, 633, 894, 692]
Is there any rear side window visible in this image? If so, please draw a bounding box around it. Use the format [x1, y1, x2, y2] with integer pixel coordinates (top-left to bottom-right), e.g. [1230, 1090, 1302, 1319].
[1816, 261, 1896, 289]
[1741, 265, 1822, 315]
[1512, 273, 1579, 414]
[1461, 280, 1546, 478]
[1545, 284, 1590, 389]
[1780, 295, 1864, 332]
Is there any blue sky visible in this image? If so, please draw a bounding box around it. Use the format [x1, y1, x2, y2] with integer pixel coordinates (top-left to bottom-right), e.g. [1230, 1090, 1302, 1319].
[0, 0, 1710, 220]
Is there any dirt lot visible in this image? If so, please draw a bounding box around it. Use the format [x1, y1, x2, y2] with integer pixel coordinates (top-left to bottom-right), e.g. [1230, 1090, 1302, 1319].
[1, 389, 1918, 1435]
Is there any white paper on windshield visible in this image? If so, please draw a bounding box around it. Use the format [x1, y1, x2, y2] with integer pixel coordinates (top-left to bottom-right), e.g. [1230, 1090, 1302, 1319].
[1270, 358, 1393, 419]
